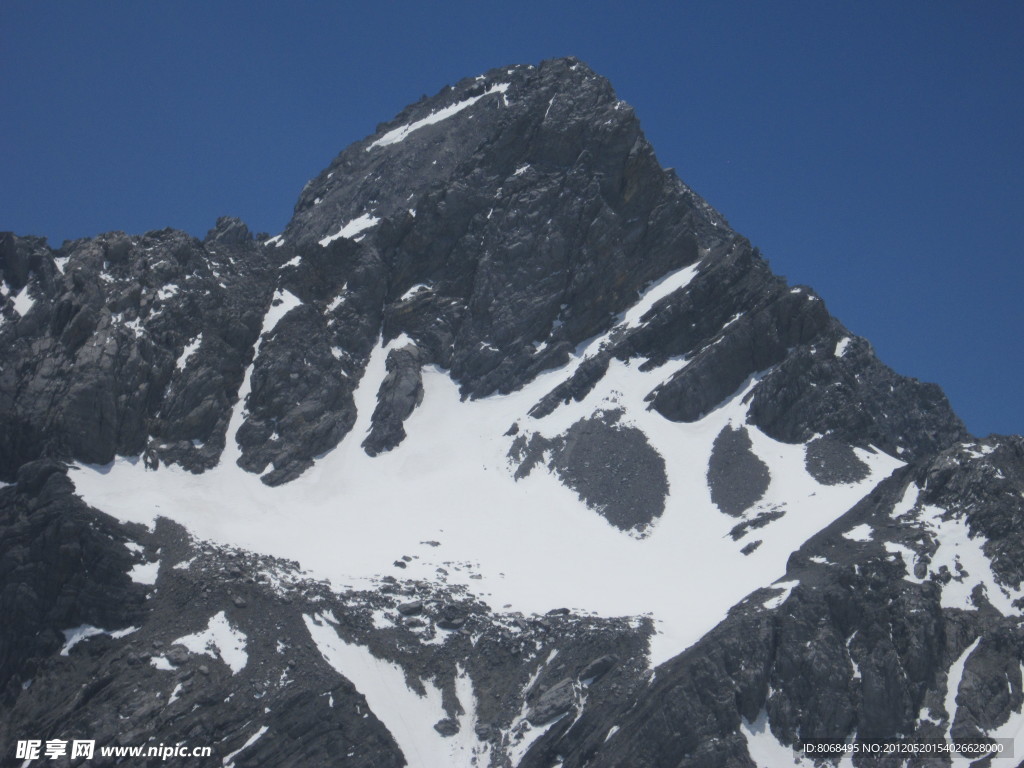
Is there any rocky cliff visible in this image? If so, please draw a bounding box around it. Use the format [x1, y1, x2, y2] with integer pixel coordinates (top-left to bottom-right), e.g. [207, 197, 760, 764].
[2, 57, 1020, 768]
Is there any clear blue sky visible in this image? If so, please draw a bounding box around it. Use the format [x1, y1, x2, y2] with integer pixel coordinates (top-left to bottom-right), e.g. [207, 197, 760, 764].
[3, 1, 1022, 438]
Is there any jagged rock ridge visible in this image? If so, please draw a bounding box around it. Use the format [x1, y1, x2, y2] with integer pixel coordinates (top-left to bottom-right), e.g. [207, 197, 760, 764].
[3, 57, 1022, 768]
[0, 58, 962, 486]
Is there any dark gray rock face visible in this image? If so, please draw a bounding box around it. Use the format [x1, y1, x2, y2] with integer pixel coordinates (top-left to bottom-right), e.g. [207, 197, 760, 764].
[746, 337, 965, 463]
[522, 235, 964, 469]
[284, 58, 720, 409]
[527, 677, 578, 725]
[510, 410, 669, 534]
[707, 425, 770, 516]
[0, 462, 145, 700]
[578, 654, 617, 682]
[0, 515, 410, 768]
[729, 508, 786, 543]
[362, 344, 424, 456]
[913, 436, 1024, 592]
[0, 223, 276, 481]
[433, 717, 460, 736]
[234, 298, 357, 485]
[0, 55, 1011, 768]
[396, 600, 423, 616]
[804, 435, 870, 485]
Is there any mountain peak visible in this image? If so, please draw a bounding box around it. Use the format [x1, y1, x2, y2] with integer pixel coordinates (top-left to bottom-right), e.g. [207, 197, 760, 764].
[0, 60, 964, 487]
[282, 56, 660, 250]
[4, 59, 1008, 768]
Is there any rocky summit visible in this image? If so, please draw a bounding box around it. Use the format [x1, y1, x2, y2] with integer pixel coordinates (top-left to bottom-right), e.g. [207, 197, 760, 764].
[1, 57, 1020, 767]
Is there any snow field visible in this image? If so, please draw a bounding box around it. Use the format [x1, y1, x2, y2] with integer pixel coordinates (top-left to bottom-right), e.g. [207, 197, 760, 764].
[367, 83, 510, 151]
[73, 277, 901, 669]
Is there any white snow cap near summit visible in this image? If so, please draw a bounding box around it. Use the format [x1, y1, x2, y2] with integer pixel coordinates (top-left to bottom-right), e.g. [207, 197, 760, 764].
[367, 83, 510, 150]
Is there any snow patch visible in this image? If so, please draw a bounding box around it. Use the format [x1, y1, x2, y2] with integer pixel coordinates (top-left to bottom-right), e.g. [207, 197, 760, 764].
[150, 656, 174, 671]
[367, 83, 510, 150]
[263, 235, 285, 248]
[944, 637, 981, 739]
[176, 334, 202, 371]
[401, 284, 430, 301]
[961, 442, 997, 459]
[890, 483, 920, 519]
[223, 726, 268, 768]
[918, 707, 942, 727]
[129, 559, 160, 585]
[619, 263, 701, 329]
[319, 213, 380, 247]
[884, 541, 925, 582]
[762, 580, 799, 610]
[834, 337, 852, 358]
[12, 287, 35, 317]
[304, 616, 485, 767]
[123, 317, 144, 338]
[264, 289, 302, 335]
[925, 505, 1022, 614]
[326, 289, 346, 312]
[842, 524, 873, 543]
[740, 712, 813, 767]
[174, 611, 248, 674]
[59, 626, 108, 656]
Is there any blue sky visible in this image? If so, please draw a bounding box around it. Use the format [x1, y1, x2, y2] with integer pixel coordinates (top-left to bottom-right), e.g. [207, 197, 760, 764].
[3, 1, 1022, 437]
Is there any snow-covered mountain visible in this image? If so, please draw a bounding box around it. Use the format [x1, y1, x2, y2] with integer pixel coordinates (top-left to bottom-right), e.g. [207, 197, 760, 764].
[3, 57, 1023, 767]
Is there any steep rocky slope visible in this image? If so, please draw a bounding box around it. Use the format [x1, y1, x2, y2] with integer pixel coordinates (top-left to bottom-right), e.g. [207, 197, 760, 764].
[2, 57, 1020, 767]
